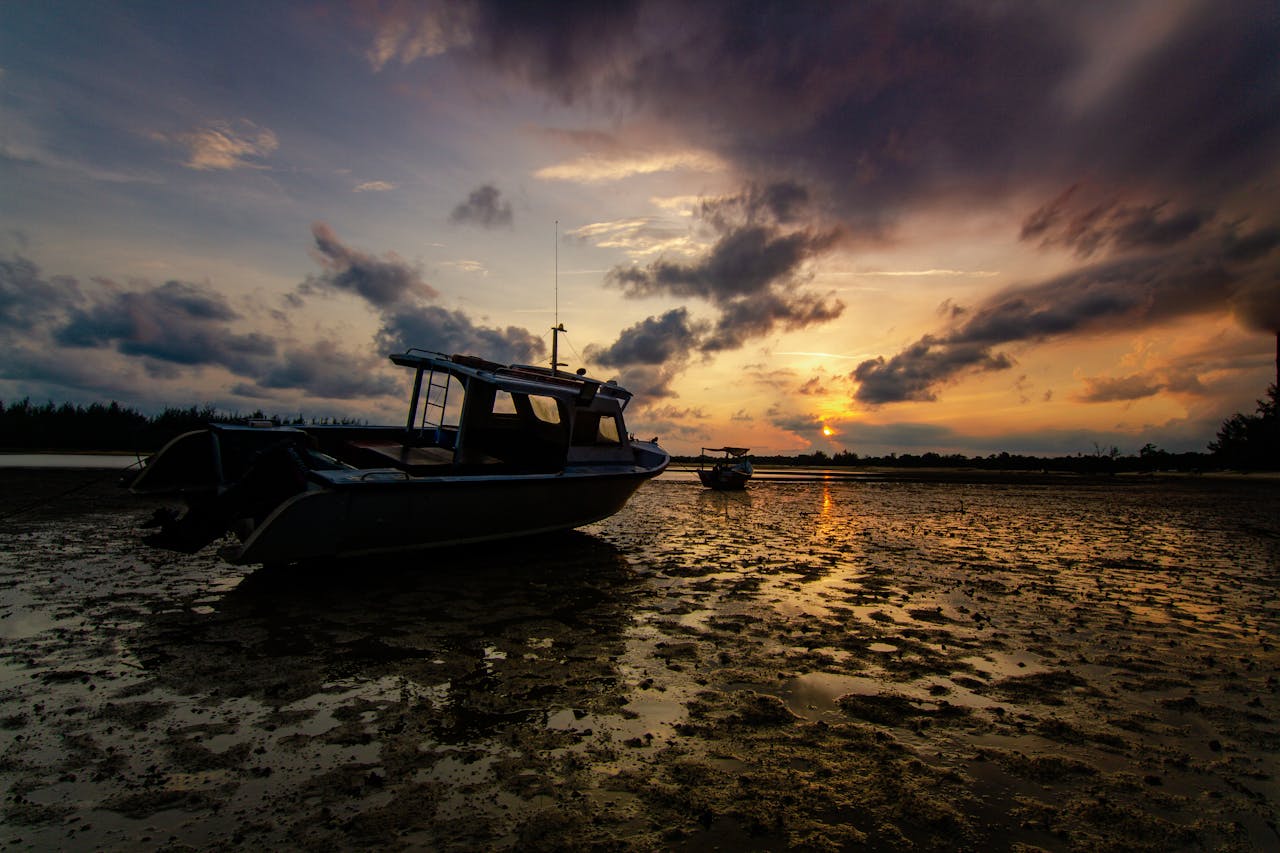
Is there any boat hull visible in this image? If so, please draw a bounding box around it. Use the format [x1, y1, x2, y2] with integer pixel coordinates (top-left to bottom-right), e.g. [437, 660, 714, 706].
[697, 469, 751, 491]
[225, 462, 662, 565]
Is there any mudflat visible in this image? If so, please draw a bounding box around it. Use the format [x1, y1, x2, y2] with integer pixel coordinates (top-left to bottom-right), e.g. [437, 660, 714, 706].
[2, 468, 1278, 850]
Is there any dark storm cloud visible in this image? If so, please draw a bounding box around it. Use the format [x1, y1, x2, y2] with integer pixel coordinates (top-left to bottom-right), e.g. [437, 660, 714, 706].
[698, 182, 811, 230]
[253, 341, 400, 400]
[448, 184, 514, 229]
[301, 224, 547, 365]
[1067, 2, 1280, 198]
[2, 234, 548, 404]
[304, 222, 437, 307]
[854, 336, 1015, 405]
[1223, 227, 1280, 334]
[389, 0, 645, 100]
[370, 1, 1280, 409]
[0, 253, 282, 392]
[0, 253, 82, 328]
[595, 184, 844, 365]
[1020, 188, 1212, 258]
[602, 213, 844, 359]
[391, 1, 1068, 223]
[854, 225, 1280, 404]
[56, 279, 276, 375]
[585, 308, 707, 367]
[702, 290, 844, 352]
[376, 304, 545, 365]
[374, 2, 1278, 227]
[601, 362, 685, 402]
[609, 224, 837, 303]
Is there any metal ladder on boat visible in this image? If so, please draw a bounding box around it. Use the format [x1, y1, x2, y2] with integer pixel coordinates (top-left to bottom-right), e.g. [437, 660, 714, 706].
[420, 369, 453, 447]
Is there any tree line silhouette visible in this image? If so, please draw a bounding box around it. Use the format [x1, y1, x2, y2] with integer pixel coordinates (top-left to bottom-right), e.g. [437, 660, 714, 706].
[0, 399, 363, 454]
[2, 384, 1277, 471]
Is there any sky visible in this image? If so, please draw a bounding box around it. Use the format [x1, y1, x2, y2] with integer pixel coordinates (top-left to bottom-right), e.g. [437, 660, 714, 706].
[2, 0, 1278, 457]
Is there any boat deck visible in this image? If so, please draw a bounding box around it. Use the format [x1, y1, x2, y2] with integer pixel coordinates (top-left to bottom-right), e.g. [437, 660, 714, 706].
[339, 439, 505, 475]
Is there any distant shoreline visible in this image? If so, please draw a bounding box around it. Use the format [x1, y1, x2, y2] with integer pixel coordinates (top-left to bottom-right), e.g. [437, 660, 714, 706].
[4, 451, 1277, 482]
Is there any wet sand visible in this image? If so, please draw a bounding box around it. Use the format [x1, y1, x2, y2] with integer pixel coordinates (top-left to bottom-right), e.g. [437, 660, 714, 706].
[1, 468, 1278, 850]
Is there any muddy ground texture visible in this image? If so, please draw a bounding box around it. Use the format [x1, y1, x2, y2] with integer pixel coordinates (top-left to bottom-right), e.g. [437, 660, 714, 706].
[1, 468, 1278, 851]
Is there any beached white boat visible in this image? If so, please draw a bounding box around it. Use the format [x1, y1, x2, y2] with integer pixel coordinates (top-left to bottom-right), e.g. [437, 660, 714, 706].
[130, 348, 669, 564]
[697, 446, 753, 491]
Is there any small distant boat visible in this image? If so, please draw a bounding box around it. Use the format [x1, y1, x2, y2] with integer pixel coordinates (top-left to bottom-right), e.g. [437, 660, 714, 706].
[130, 341, 669, 565]
[697, 446, 753, 491]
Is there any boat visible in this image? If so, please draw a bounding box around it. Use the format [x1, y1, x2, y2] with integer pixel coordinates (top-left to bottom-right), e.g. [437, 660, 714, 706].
[697, 446, 753, 490]
[129, 344, 669, 565]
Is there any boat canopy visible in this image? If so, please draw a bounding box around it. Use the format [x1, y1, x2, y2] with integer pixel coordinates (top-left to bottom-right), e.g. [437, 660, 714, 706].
[702, 446, 750, 456]
[390, 350, 633, 407]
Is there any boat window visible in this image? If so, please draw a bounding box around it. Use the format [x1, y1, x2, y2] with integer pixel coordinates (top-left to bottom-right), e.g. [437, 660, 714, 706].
[423, 372, 465, 429]
[528, 395, 561, 425]
[492, 390, 518, 415]
[573, 411, 622, 445]
[597, 415, 621, 444]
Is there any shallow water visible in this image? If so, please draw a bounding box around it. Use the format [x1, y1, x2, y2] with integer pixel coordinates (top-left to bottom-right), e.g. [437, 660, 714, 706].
[1, 472, 1278, 850]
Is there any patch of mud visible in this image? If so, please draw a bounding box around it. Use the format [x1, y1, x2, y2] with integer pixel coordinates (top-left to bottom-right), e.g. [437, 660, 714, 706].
[1, 470, 1279, 849]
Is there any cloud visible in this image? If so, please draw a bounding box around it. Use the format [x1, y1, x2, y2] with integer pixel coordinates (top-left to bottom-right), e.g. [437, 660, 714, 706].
[1, 254, 286, 395]
[798, 377, 826, 395]
[698, 181, 812, 229]
[566, 218, 696, 258]
[854, 336, 1015, 405]
[303, 222, 437, 307]
[853, 224, 1280, 404]
[55, 279, 276, 375]
[366, 1, 1278, 412]
[702, 289, 843, 352]
[598, 362, 686, 402]
[535, 148, 724, 183]
[1, 253, 81, 329]
[607, 186, 839, 307]
[584, 308, 707, 367]
[1074, 373, 1165, 404]
[354, 181, 397, 192]
[372, 2, 1277, 233]
[365, 1, 477, 70]
[251, 340, 400, 399]
[582, 183, 846, 388]
[366, 0, 647, 100]
[376, 304, 545, 365]
[1020, 187, 1211, 258]
[607, 224, 836, 303]
[2, 229, 550, 408]
[644, 404, 708, 421]
[604, 220, 844, 351]
[298, 224, 543, 364]
[160, 120, 279, 171]
[449, 184, 514, 228]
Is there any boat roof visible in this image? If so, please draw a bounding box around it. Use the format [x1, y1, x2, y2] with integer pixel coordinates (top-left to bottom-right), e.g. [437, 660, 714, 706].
[702, 446, 749, 456]
[389, 350, 634, 405]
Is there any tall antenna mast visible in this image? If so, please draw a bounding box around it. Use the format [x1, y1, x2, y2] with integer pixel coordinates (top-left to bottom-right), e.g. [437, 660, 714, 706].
[551, 220, 566, 374]
[554, 219, 559, 328]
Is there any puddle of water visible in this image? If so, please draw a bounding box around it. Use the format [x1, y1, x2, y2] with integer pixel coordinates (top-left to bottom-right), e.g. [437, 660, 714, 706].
[779, 672, 883, 718]
[959, 650, 1050, 680]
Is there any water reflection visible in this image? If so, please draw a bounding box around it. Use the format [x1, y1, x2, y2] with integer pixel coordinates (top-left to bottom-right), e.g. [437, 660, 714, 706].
[129, 533, 638, 744]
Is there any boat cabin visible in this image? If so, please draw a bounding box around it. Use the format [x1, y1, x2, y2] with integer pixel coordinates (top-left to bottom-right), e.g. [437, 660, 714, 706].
[341, 350, 639, 474]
